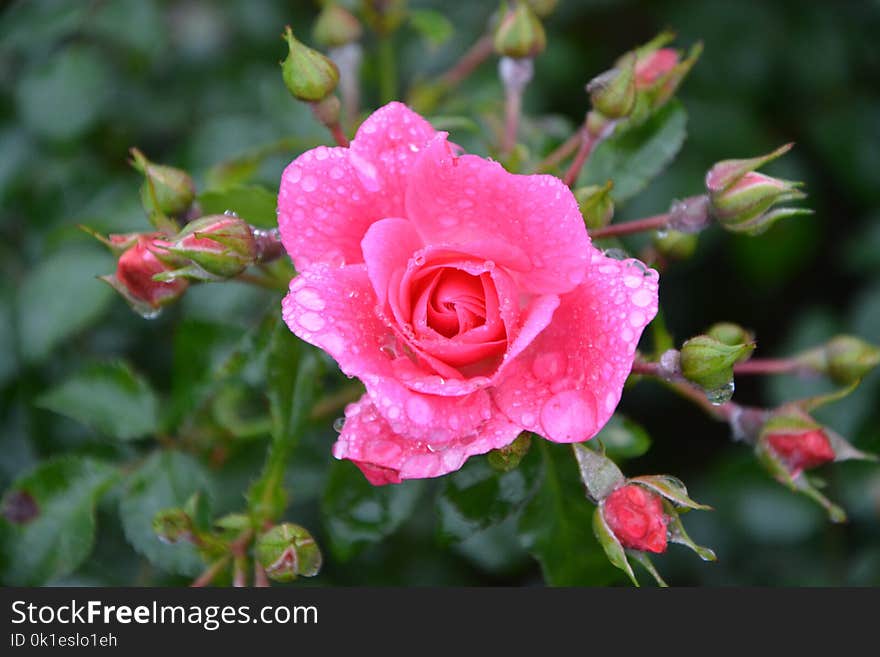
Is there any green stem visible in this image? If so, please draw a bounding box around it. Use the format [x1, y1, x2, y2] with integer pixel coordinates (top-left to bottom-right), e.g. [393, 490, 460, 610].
[378, 35, 397, 103]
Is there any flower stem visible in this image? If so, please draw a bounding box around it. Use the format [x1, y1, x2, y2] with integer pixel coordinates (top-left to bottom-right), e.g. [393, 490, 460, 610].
[589, 214, 670, 240]
[562, 128, 597, 187]
[190, 556, 231, 587]
[502, 86, 523, 156]
[328, 121, 350, 148]
[533, 130, 581, 173]
[439, 34, 494, 88]
[631, 357, 803, 378]
[378, 35, 397, 103]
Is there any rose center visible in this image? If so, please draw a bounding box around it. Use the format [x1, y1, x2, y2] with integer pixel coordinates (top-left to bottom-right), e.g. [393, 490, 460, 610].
[413, 268, 491, 339]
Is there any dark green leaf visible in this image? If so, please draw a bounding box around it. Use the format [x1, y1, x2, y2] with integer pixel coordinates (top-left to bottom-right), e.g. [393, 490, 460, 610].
[0, 456, 119, 585]
[595, 414, 652, 460]
[581, 100, 688, 203]
[37, 361, 158, 440]
[17, 247, 114, 363]
[517, 442, 619, 585]
[437, 447, 541, 542]
[197, 184, 278, 228]
[322, 460, 425, 561]
[118, 450, 212, 576]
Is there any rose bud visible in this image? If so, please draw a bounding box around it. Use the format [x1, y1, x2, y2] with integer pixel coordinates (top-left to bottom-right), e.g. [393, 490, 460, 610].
[152, 508, 193, 545]
[602, 484, 668, 553]
[621, 32, 702, 115]
[255, 523, 322, 583]
[574, 182, 614, 230]
[586, 52, 636, 119]
[767, 427, 835, 476]
[679, 333, 754, 400]
[487, 432, 532, 472]
[361, 0, 407, 36]
[129, 148, 195, 218]
[820, 335, 880, 385]
[281, 26, 339, 102]
[634, 47, 679, 88]
[101, 233, 188, 317]
[313, 4, 362, 49]
[706, 321, 754, 347]
[653, 229, 698, 261]
[526, 0, 558, 17]
[706, 143, 810, 235]
[493, 1, 546, 59]
[167, 215, 257, 279]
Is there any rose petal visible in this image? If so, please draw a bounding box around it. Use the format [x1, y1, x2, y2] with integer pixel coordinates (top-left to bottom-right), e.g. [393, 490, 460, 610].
[406, 134, 590, 295]
[492, 250, 659, 441]
[333, 395, 523, 483]
[361, 217, 423, 308]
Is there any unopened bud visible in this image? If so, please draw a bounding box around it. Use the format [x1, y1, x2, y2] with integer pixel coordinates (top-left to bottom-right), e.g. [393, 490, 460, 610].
[361, 0, 407, 36]
[493, 1, 546, 59]
[706, 144, 810, 235]
[152, 508, 193, 544]
[822, 335, 880, 385]
[313, 4, 362, 48]
[575, 182, 614, 230]
[653, 229, 697, 260]
[255, 523, 322, 582]
[760, 409, 834, 477]
[281, 26, 339, 102]
[130, 148, 195, 218]
[602, 484, 668, 553]
[487, 433, 532, 472]
[707, 322, 754, 347]
[168, 215, 257, 278]
[101, 233, 188, 316]
[627, 32, 702, 112]
[587, 52, 636, 119]
[680, 334, 754, 392]
[526, 0, 558, 17]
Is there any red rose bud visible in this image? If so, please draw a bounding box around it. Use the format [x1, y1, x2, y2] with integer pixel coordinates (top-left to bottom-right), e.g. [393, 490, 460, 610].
[493, 1, 546, 59]
[602, 484, 668, 553]
[281, 26, 339, 102]
[635, 48, 679, 88]
[129, 148, 195, 218]
[767, 429, 835, 475]
[255, 523, 322, 582]
[706, 144, 810, 235]
[168, 215, 257, 278]
[102, 233, 188, 316]
[624, 32, 702, 114]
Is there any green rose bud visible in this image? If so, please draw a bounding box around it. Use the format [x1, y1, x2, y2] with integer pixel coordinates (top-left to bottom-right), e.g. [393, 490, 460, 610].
[168, 214, 257, 279]
[255, 523, 322, 582]
[574, 182, 614, 230]
[130, 148, 195, 218]
[586, 52, 636, 120]
[314, 4, 363, 48]
[493, 1, 546, 59]
[824, 335, 880, 385]
[152, 508, 193, 544]
[706, 322, 754, 347]
[680, 334, 755, 398]
[281, 26, 339, 102]
[487, 433, 532, 472]
[653, 229, 698, 260]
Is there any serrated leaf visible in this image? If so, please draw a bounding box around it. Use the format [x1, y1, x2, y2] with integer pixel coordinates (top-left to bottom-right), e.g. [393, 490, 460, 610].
[17, 246, 114, 363]
[119, 450, 212, 576]
[321, 460, 425, 561]
[409, 9, 454, 48]
[517, 442, 619, 585]
[594, 414, 652, 459]
[629, 474, 712, 510]
[593, 505, 639, 586]
[581, 100, 688, 203]
[437, 448, 541, 542]
[37, 361, 158, 440]
[197, 184, 278, 228]
[0, 456, 119, 585]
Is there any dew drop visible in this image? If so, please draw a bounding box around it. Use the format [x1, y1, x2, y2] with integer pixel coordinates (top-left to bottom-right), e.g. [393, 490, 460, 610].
[706, 380, 735, 405]
[438, 214, 458, 228]
[294, 287, 326, 311]
[329, 166, 344, 180]
[333, 417, 345, 433]
[405, 397, 433, 425]
[531, 351, 567, 383]
[301, 175, 318, 192]
[631, 288, 652, 308]
[223, 209, 238, 217]
[539, 390, 596, 442]
[297, 312, 325, 332]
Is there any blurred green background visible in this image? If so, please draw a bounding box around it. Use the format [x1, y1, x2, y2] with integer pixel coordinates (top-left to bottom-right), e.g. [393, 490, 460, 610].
[1, 0, 878, 586]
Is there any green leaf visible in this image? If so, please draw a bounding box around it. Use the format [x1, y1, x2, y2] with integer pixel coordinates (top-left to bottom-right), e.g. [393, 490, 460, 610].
[17, 246, 114, 363]
[0, 456, 119, 585]
[197, 184, 278, 228]
[517, 442, 619, 585]
[663, 501, 717, 561]
[409, 9, 454, 48]
[437, 447, 541, 542]
[629, 474, 713, 511]
[119, 450, 212, 577]
[37, 361, 159, 441]
[321, 460, 425, 561]
[594, 414, 652, 460]
[593, 505, 639, 586]
[571, 442, 625, 502]
[581, 99, 688, 203]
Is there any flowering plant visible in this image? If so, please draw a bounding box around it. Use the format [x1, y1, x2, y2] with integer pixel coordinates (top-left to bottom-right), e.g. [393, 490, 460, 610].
[2, 1, 878, 588]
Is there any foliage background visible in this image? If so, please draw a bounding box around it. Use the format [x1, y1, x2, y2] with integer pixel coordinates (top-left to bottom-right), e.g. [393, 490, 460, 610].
[1, 0, 878, 586]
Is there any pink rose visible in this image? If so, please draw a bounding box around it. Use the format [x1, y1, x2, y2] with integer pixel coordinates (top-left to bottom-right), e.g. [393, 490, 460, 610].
[278, 102, 658, 484]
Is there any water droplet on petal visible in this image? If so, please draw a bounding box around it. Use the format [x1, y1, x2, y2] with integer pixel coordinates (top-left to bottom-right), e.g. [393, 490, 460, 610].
[224, 209, 238, 217]
[540, 390, 596, 442]
[297, 312, 325, 332]
[706, 380, 735, 405]
[333, 417, 345, 433]
[531, 352, 567, 383]
[294, 287, 326, 311]
[301, 175, 318, 192]
[405, 397, 433, 426]
[631, 289, 652, 308]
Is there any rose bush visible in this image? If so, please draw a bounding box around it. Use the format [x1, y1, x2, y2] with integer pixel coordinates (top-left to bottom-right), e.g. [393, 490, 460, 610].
[278, 102, 659, 484]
